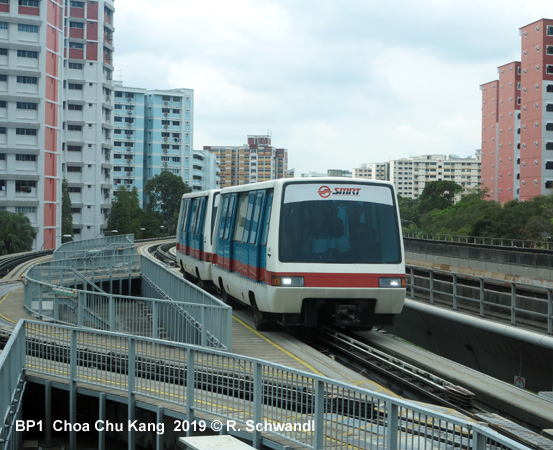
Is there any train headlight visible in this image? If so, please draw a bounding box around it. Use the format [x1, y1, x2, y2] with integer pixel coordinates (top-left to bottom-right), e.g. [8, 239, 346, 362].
[271, 276, 304, 287]
[379, 277, 406, 288]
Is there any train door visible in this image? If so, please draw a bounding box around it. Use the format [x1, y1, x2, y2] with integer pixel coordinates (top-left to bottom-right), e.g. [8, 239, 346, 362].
[246, 191, 266, 280]
[189, 196, 206, 260]
[178, 198, 191, 254]
[215, 194, 236, 271]
[231, 193, 251, 277]
[259, 192, 273, 282]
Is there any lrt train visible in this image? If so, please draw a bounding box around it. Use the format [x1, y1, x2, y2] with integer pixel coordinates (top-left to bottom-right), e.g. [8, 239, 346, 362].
[176, 178, 406, 331]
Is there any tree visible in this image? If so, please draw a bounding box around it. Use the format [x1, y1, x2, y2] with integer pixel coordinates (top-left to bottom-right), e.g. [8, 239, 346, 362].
[145, 171, 190, 234]
[61, 178, 73, 238]
[0, 211, 35, 255]
[108, 186, 161, 239]
[417, 180, 463, 217]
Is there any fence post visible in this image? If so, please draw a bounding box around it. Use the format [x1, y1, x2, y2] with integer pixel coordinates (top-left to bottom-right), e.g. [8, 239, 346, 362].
[511, 283, 517, 326]
[128, 337, 136, 450]
[547, 289, 553, 334]
[313, 379, 325, 450]
[252, 362, 262, 449]
[479, 278, 485, 317]
[452, 273, 458, 310]
[186, 348, 195, 435]
[386, 403, 399, 449]
[410, 267, 415, 299]
[429, 271, 434, 305]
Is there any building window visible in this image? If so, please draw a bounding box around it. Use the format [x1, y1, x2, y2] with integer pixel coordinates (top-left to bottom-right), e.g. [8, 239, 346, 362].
[15, 206, 36, 213]
[68, 104, 82, 111]
[70, 1, 85, 7]
[18, 0, 39, 6]
[17, 24, 39, 33]
[0, 101, 5, 108]
[68, 62, 83, 70]
[67, 145, 82, 152]
[547, 123, 553, 131]
[548, 26, 553, 36]
[0, 22, 8, 30]
[548, 65, 553, 75]
[17, 76, 38, 84]
[15, 154, 36, 162]
[69, 21, 84, 29]
[16, 128, 37, 136]
[68, 83, 83, 90]
[69, 42, 84, 50]
[17, 102, 37, 110]
[548, 85, 553, 93]
[17, 50, 38, 58]
[67, 166, 82, 172]
[67, 124, 82, 131]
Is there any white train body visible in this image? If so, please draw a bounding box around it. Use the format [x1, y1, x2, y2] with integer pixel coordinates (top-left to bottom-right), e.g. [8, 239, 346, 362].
[177, 178, 406, 330]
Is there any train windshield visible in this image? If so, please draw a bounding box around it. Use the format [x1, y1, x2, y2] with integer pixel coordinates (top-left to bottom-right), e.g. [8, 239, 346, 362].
[279, 183, 402, 264]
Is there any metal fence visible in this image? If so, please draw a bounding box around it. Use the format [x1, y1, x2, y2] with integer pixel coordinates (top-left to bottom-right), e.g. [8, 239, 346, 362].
[406, 264, 553, 336]
[0, 321, 26, 450]
[1, 320, 527, 450]
[53, 234, 135, 261]
[23, 245, 232, 350]
[404, 232, 553, 250]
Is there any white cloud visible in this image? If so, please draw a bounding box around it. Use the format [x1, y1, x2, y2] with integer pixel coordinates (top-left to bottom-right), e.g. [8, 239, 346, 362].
[113, 0, 553, 175]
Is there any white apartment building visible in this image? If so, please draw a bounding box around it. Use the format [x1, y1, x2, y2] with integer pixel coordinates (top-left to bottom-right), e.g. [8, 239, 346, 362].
[0, 0, 115, 248]
[411, 154, 481, 200]
[353, 154, 481, 201]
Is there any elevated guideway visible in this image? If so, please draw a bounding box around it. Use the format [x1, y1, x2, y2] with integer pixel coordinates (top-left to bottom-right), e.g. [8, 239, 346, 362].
[0, 235, 530, 450]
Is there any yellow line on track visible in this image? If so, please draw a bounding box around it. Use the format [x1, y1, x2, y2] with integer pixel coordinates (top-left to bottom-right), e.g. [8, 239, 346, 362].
[231, 315, 323, 376]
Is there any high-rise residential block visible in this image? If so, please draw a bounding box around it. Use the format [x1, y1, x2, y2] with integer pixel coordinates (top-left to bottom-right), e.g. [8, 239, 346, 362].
[481, 19, 553, 202]
[205, 134, 288, 188]
[113, 85, 197, 206]
[0, 0, 115, 249]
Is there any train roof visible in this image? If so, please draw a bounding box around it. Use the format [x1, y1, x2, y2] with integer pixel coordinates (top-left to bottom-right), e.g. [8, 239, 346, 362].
[219, 177, 396, 194]
[180, 178, 396, 200]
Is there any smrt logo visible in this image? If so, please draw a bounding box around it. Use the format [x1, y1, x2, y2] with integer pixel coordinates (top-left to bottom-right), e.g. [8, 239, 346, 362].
[317, 186, 332, 198]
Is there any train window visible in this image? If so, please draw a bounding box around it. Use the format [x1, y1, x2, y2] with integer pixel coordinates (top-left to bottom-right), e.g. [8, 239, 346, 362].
[233, 193, 249, 242]
[193, 197, 206, 234]
[223, 195, 236, 240]
[260, 192, 273, 247]
[248, 191, 264, 244]
[279, 195, 401, 264]
[210, 193, 220, 241]
[242, 193, 256, 243]
[189, 199, 199, 234]
[218, 196, 230, 239]
[181, 199, 190, 232]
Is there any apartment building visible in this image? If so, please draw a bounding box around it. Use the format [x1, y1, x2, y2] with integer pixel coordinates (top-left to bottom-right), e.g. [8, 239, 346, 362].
[112, 85, 196, 206]
[353, 154, 480, 200]
[0, 0, 115, 248]
[481, 19, 553, 201]
[205, 134, 288, 188]
[389, 158, 413, 198]
[411, 154, 481, 200]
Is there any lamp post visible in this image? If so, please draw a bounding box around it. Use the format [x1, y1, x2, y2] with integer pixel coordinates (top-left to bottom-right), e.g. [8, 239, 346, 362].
[41, 234, 72, 250]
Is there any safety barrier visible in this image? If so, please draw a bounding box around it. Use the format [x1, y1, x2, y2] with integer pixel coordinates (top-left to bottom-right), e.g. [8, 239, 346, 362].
[0, 320, 529, 450]
[404, 231, 553, 250]
[23, 242, 232, 350]
[406, 264, 553, 336]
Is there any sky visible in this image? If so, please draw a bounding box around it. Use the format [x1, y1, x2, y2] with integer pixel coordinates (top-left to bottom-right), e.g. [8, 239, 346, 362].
[113, 0, 553, 176]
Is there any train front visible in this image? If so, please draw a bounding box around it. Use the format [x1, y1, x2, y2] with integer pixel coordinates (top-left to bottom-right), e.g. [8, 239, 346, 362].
[269, 180, 406, 330]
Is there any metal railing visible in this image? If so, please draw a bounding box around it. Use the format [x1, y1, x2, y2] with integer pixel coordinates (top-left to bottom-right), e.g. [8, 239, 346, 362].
[407, 265, 553, 335]
[23, 243, 232, 350]
[1, 320, 529, 450]
[0, 321, 26, 450]
[404, 232, 553, 250]
[54, 234, 135, 261]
